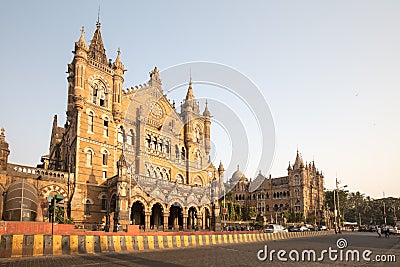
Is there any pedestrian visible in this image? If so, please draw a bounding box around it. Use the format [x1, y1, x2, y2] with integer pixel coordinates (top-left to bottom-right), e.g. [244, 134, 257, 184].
[377, 226, 382, 238]
[384, 225, 389, 238]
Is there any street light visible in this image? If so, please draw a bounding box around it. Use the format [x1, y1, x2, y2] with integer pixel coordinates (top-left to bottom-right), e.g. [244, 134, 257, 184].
[335, 178, 347, 233]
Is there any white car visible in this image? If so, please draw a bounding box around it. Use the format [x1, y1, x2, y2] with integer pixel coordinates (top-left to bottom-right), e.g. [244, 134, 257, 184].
[299, 225, 310, 232]
[264, 224, 288, 233]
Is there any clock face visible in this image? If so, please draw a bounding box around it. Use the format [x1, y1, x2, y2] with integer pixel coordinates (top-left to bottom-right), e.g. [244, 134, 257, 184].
[208, 171, 213, 178]
[149, 102, 164, 119]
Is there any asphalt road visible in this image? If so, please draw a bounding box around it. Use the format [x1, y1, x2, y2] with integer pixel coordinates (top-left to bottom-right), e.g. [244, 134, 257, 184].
[0, 232, 399, 267]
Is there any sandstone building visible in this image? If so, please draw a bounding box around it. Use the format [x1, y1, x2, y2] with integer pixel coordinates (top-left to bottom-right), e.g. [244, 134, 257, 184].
[0, 20, 325, 231]
[0, 21, 223, 231]
[227, 151, 325, 225]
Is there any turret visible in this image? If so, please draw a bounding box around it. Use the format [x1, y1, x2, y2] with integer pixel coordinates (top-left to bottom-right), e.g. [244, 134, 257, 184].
[117, 152, 128, 179]
[149, 66, 162, 89]
[218, 160, 225, 179]
[74, 26, 89, 58]
[293, 150, 304, 170]
[181, 79, 200, 144]
[0, 128, 10, 171]
[287, 161, 292, 172]
[68, 26, 89, 112]
[203, 100, 211, 155]
[112, 48, 125, 123]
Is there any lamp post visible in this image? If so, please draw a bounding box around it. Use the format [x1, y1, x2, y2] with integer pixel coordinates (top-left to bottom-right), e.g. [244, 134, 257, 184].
[383, 192, 387, 225]
[335, 178, 347, 233]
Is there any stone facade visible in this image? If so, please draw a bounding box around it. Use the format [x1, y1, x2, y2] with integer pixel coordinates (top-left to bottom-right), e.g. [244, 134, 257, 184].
[228, 151, 325, 224]
[0, 21, 223, 231]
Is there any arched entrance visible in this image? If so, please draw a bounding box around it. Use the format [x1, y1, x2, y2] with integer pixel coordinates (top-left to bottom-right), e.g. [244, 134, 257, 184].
[151, 203, 163, 230]
[187, 207, 197, 230]
[4, 180, 38, 221]
[131, 201, 145, 228]
[203, 207, 210, 230]
[168, 203, 183, 230]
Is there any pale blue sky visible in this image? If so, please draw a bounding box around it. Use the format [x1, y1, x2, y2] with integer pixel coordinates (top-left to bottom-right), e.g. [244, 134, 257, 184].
[0, 1, 399, 198]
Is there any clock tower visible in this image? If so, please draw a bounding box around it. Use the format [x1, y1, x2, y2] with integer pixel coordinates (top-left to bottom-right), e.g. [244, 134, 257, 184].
[59, 20, 125, 220]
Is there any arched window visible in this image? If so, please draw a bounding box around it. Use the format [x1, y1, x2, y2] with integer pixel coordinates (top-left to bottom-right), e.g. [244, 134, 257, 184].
[164, 141, 169, 154]
[102, 153, 108, 166]
[146, 135, 151, 148]
[92, 84, 98, 104]
[101, 195, 107, 211]
[175, 145, 179, 159]
[88, 112, 94, 132]
[194, 127, 202, 143]
[128, 129, 134, 146]
[295, 189, 300, 197]
[118, 126, 124, 143]
[103, 118, 109, 137]
[86, 150, 93, 166]
[152, 137, 157, 150]
[92, 82, 108, 107]
[181, 147, 185, 160]
[99, 85, 107, 107]
[176, 174, 184, 184]
[85, 200, 91, 216]
[195, 151, 201, 168]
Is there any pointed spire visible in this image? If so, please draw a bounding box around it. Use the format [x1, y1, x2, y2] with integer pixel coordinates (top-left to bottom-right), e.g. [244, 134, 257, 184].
[75, 26, 89, 51]
[89, 20, 108, 65]
[287, 161, 292, 171]
[185, 79, 195, 100]
[113, 48, 124, 71]
[203, 99, 211, 116]
[97, 5, 101, 27]
[293, 150, 304, 170]
[218, 160, 224, 172]
[52, 115, 58, 129]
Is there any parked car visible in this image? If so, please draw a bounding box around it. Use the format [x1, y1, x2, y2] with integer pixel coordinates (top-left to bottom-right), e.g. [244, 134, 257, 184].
[299, 225, 310, 232]
[287, 225, 300, 232]
[358, 225, 368, 232]
[318, 225, 328, 231]
[264, 224, 288, 233]
[388, 226, 399, 235]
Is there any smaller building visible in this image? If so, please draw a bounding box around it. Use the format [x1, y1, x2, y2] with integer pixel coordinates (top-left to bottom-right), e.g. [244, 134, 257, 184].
[228, 151, 325, 225]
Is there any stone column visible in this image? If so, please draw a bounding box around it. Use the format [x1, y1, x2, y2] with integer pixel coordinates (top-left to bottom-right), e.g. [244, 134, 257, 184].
[183, 215, 188, 230]
[145, 212, 151, 231]
[197, 216, 203, 230]
[163, 213, 169, 231]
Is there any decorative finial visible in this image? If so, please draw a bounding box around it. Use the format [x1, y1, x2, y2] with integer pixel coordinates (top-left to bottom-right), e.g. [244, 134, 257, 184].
[117, 47, 121, 55]
[97, 5, 100, 24]
[97, 5, 101, 27]
[237, 164, 239, 171]
[1, 128, 4, 136]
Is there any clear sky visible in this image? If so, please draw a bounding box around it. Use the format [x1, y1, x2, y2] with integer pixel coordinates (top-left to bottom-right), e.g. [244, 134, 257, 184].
[0, 1, 399, 198]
